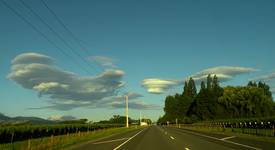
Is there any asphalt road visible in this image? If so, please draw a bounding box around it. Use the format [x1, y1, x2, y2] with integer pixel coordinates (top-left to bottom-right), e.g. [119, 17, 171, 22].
[71, 125, 275, 150]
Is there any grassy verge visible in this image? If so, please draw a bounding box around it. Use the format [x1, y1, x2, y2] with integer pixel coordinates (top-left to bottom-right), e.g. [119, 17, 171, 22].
[0, 126, 141, 150]
[178, 126, 275, 143]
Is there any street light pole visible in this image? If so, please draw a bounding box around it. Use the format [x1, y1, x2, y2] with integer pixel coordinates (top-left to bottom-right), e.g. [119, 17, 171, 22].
[125, 95, 129, 128]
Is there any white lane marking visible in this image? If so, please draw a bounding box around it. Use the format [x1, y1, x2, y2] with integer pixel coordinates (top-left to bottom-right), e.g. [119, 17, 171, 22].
[113, 129, 145, 150]
[220, 136, 236, 141]
[170, 136, 175, 140]
[173, 128, 262, 150]
[185, 148, 190, 150]
[165, 131, 167, 135]
[93, 138, 129, 145]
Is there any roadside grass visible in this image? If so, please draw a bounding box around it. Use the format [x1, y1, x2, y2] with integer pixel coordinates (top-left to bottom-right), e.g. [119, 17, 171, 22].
[177, 126, 275, 143]
[0, 126, 141, 150]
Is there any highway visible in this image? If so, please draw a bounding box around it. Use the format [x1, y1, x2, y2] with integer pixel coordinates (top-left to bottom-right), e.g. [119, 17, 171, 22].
[70, 125, 275, 150]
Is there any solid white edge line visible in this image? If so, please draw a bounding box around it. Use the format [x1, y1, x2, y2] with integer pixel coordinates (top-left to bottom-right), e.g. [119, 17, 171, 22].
[113, 128, 145, 150]
[93, 138, 129, 145]
[173, 128, 262, 150]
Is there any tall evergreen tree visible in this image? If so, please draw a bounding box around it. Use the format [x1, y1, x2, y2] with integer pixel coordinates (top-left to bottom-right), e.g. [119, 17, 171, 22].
[201, 81, 206, 91]
[207, 74, 212, 90]
[212, 75, 223, 97]
[183, 81, 188, 96]
[248, 81, 257, 87]
[188, 77, 197, 98]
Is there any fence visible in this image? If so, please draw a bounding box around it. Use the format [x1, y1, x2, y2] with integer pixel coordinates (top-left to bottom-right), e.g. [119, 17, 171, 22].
[169, 121, 275, 137]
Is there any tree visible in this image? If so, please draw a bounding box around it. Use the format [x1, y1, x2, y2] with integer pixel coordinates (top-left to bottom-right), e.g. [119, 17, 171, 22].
[248, 81, 257, 87]
[200, 81, 206, 90]
[183, 78, 197, 98]
[258, 82, 272, 99]
[207, 74, 212, 90]
[183, 81, 188, 96]
[160, 75, 275, 123]
[189, 77, 197, 98]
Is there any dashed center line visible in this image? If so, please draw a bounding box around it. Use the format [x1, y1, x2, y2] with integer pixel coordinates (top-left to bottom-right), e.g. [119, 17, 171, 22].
[173, 128, 262, 150]
[113, 129, 145, 150]
[170, 136, 175, 140]
[93, 138, 129, 145]
[185, 148, 190, 150]
[220, 136, 236, 141]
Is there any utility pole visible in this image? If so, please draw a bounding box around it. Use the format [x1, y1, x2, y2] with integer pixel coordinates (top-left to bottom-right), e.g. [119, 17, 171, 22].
[125, 95, 129, 128]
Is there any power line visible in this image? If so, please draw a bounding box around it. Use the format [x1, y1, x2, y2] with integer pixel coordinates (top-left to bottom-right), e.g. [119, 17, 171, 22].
[40, 0, 103, 72]
[40, 0, 131, 94]
[0, 0, 91, 74]
[18, 0, 99, 74]
[2, 0, 131, 95]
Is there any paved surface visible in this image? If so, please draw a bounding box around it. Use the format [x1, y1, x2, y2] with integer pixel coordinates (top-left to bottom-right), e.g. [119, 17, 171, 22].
[71, 125, 275, 150]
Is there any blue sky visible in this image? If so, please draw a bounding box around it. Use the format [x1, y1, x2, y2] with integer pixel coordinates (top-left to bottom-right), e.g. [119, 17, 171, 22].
[0, 0, 275, 121]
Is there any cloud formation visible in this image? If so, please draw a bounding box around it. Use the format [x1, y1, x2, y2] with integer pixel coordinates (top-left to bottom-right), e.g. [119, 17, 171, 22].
[142, 66, 257, 94]
[48, 115, 77, 121]
[88, 56, 117, 68]
[142, 78, 183, 94]
[189, 66, 257, 83]
[251, 72, 275, 82]
[111, 100, 161, 110]
[8, 53, 155, 110]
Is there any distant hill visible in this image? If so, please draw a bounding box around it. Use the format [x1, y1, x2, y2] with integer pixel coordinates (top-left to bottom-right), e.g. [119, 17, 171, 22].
[0, 113, 10, 121]
[0, 113, 55, 125]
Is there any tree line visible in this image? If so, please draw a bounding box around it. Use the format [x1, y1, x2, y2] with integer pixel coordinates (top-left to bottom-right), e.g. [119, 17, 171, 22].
[97, 115, 152, 125]
[158, 75, 275, 124]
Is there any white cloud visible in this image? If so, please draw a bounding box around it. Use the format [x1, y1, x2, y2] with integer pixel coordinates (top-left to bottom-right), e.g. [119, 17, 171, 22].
[251, 72, 275, 82]
[12, 52, 54, 65]
[141, 66, 257, 94]
[189, 66, 257, 83]
[142, 78, 183, 94]
[48, 115, 76, 121]
[88, 56, 117, 68]
[9, 53, 157, 110]
[110, 100, 161, 110]
[33, 82, 69, 92]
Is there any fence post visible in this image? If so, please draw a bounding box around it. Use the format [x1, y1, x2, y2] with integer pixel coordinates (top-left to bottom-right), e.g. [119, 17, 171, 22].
[51, 134, 54, 147]
[273, 125, 275, 137]
[28, 138, 31, 150]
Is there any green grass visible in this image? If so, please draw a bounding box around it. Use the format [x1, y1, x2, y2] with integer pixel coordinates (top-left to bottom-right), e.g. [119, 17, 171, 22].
[0, 126, 141, 150]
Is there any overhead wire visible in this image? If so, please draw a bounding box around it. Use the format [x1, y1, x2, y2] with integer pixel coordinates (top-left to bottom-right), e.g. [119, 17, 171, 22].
[38, 0, 131, 95]
[2, 0, 130, 96]
[0, 0, 91, 74]
[18, 0, 99, 74]
[40, 0, 103, 72]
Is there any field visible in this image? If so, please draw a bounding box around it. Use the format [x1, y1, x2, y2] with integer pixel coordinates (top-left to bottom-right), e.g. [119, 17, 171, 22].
[0, 123, 131, 150]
